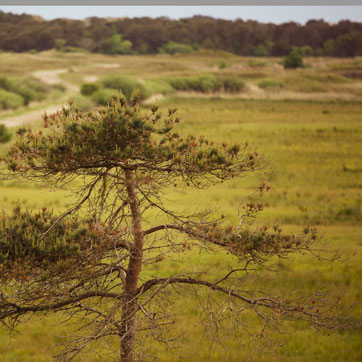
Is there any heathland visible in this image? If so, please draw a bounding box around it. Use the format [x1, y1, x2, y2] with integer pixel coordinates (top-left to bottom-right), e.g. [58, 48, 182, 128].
[0, 50, 361, 361]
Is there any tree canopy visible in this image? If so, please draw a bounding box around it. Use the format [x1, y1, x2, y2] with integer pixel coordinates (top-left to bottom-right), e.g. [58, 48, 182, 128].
[1, 11, 362, 56]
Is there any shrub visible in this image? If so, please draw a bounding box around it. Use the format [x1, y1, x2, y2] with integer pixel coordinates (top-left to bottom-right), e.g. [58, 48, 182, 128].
[0, 76, 10, 90]
[323, 39, 335, 56]
[91, 89, 118, 106]
[299, 45, 313, 57]
[167, 77, 190, 91]
[284, 48, 304, 69]
[145, 79, 174, 95]
[167, 74, 245, 93]
[218, 61, 228, 70]
[16, 85, 46, 105]
[190, 75, 219, 92]
[23, 77, 49, 93]
[103, 34, 132, 55]
[252, 44, 268, 57]
[81, 82, 101, 96]
[158, 41, 194, 54]
[0, 124, 11, 143]
[55, 38, 67, 52]
[220, 76, 246, 93]
[168, 74, 219, 93]
[0, 76, 49, 106]
[70, 94, 96, 111]
[0, 89, 24, 110]
[101, 75, 149, 100]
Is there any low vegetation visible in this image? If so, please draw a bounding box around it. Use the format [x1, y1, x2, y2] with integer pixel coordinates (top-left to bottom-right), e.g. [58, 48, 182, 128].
[0, 124, 11, 143]
[80, 75, 149, 105]
[0, 75, 64, 110]
[166, 74, 246, 93]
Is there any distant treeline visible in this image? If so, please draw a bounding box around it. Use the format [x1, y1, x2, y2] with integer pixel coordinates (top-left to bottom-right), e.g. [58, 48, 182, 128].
[1, 11, 362, 57]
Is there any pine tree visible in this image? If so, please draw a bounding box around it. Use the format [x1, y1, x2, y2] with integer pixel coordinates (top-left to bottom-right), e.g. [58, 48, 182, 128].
[0, 93, 349, 361]
[283, 47, 304, 69]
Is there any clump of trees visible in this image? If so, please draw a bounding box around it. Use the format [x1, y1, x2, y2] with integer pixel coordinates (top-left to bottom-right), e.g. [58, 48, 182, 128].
[1, 11, 362, 56]
[0, 94, 352, 361]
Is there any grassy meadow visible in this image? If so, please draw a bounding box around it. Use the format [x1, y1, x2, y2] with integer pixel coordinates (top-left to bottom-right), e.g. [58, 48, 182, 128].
[0, 50, 361, 361]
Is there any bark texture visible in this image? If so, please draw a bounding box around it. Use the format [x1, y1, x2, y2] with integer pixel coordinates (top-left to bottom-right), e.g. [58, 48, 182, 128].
[120, 169, 144, 362]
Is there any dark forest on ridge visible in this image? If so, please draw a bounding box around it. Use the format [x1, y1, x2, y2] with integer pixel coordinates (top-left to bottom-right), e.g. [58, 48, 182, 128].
[1, 11, 362, 56]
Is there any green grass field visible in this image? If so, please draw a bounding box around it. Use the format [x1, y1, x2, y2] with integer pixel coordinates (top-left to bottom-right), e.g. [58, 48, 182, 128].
[0, 51, 361, 361]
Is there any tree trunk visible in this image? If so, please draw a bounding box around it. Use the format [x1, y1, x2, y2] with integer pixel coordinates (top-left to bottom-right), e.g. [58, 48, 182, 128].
[120, 169, 144, 362]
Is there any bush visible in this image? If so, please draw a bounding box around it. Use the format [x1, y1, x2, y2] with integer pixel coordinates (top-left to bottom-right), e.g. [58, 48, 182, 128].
[103, 34, 132, 55]
[167, 77, 190, 91]
[81, 83, 101, 96]
[0, 124, 11, 143]
[323, 39, 335, 56]
[168, 74, 219, 93]
[0, 89, 24, 110]
[91, 89, 118, 106]
[23, 77, 49, 93]
[190, 75, 219, 92]
[101, 76, 149, 100]
[258, 79, 284, 90]
[252, 44, 268, 57]
[158, 41, 194, 54]
[218, 61, 228, 70]
[284, 48, 304, 69]
[69, 95, 96, 111]
[0, 76, 10, 90]
[0, 76, 49, 106]
[55, 38, 67, 52]
[299, 45, 313, 57]
[220, 76, 246, 93]
[167, 74, 245, 94]
[16, 85, 47, 105]
[145, 79, 174, 95]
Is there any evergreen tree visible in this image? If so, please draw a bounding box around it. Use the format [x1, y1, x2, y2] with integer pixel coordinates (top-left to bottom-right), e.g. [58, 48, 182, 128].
[0, 94, 349, 361]
[283, 47, 304, 69]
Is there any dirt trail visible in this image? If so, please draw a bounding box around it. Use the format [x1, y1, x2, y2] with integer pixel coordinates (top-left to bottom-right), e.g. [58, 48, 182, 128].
[1, 105, 62, 128]
[32, 69, 79, 92]
[143, 93, 165, 105]
[0, 69, 78, 128]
